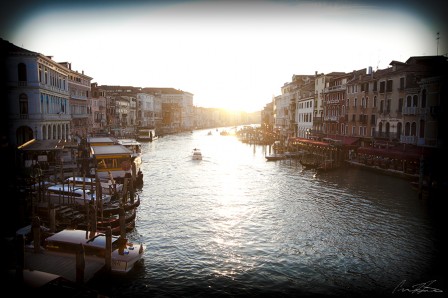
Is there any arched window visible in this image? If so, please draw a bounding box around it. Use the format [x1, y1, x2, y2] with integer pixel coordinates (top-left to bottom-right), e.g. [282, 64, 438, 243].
[18, 63, 27, 82]
[361, 97, 365, 108]
[406, 95, 412, 107]
[379, 122, 383, 134]
[421, 89, 427, 108]
[373, 96, 377, 108]
[412, 95, 418, 107]
[411, 122, 417, 136]
[386, 122, 390, 136]
[397, 122, 402, 139]
[405, 122, 410, 136]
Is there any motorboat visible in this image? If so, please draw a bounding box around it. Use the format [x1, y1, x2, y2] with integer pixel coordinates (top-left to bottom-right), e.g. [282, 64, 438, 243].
[45, 184, 112, 205]
[265, 153, 286, 161]
[65, 176, 123, 196]
[136, 128, 158, 142]
[117, 138, 143, 168]
[43, 229, 145, 274]
[192, 148, 202, 160]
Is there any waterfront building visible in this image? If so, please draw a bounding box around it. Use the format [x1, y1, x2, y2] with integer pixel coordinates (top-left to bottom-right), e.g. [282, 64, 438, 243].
[313, 72, 345, 140]
[142, 87, 195, 133]
[59, 62, 93, 138]
[90, 82, 108, 134]
[2, 38, 71, 146]
[345, 68, 376, 146]
[322, 72, 351, 136]
[296, 78, 315, 139]
[137, 92, 162, 129]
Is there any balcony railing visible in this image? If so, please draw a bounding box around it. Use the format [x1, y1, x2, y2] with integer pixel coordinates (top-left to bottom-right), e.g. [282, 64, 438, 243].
[402, 107, 417, 115]
[400, 135, 416, 144]
[373, 131, 398, 140]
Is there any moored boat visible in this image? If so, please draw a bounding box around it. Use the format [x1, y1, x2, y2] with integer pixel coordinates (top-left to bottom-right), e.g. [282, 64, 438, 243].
[45, 183, 112, 206]
[65, 176, 123, 196]
[265, 153, 286, 161]
[136, 128, 158, 142]
[43, 229, 145, 274]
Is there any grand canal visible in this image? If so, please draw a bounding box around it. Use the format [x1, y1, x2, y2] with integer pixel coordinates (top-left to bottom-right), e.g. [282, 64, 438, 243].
[90, 127, 445, 297]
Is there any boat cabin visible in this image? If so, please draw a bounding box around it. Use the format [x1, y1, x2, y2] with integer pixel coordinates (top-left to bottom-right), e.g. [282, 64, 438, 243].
[90, 144, 134, 180]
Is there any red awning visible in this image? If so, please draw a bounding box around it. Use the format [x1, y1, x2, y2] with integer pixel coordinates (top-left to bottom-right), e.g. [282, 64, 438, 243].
[289, 137, 330, 147]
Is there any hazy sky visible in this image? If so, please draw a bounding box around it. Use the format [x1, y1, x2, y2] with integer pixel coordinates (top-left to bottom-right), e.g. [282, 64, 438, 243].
[1, 0, 447, 112]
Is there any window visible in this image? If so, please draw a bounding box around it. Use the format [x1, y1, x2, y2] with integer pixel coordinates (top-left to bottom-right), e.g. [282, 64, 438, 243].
[400, 77, 405, 90]
[19, 93, 28, 115]
[379, 81, 385, 93]
[406, 95, 412, 107]
[421, 90, 427, 108]
[419, 120, 425, 138]
[18, 63, 27, 82]
[398, 98, 403, 112]
[386, 80, 393, 92]
[373, 96, 377, 108]
[411, 122, 417, 136]
[413, 95, 418, 107]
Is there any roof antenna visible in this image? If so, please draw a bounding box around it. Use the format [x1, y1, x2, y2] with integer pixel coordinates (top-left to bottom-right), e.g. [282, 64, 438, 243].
[436, 32, 440, 55]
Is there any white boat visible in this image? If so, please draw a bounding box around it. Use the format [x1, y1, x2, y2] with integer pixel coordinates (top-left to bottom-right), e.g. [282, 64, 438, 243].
[43, 229, 145, 274]
[45, 184, 111, 205]
[136, 128, 158, 142]
[192, 148, 202, 160]
[117, 138, 143, 170]
[65, 176, 123, 196]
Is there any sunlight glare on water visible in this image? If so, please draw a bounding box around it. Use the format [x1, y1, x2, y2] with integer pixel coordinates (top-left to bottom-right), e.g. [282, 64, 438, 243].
[92, 127, 444, 297]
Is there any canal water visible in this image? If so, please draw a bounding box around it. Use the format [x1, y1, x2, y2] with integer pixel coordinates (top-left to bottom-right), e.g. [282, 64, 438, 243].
[90, 128, 446, 297]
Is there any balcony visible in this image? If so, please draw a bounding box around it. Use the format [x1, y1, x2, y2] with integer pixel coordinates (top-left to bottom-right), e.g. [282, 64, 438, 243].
[373, 131, 398, 140]
[323, 116, 338, 122]
[400, 135, 416, 144]
[402, 107, 417, 115]
[324, 85, 346, 92]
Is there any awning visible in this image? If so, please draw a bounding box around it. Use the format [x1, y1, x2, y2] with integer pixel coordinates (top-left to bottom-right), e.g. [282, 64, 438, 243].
[17, 139, 68, 151]
[289, 137, 330, 147]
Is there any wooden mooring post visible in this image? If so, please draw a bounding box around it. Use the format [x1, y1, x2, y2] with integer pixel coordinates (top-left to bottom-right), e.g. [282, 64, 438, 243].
[76, 243, 86, 284]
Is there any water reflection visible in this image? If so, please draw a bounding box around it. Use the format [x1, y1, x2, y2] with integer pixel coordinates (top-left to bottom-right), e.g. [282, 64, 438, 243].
[92, 128, 445, 297]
